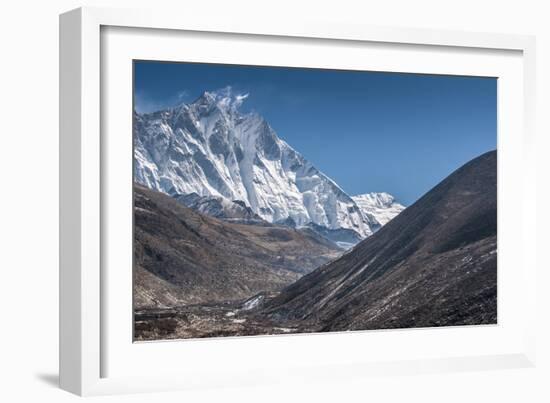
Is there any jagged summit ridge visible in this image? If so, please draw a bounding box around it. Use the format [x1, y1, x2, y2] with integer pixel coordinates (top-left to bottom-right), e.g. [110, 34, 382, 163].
[352, 192, 406, 226]
[134, 87, 403, 240]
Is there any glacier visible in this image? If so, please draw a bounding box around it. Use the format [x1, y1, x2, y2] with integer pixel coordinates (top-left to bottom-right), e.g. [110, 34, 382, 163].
[134, 87, 404, 243]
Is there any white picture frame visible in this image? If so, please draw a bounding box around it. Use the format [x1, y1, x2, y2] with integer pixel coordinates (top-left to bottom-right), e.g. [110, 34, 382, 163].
[59, 6, 537, 396]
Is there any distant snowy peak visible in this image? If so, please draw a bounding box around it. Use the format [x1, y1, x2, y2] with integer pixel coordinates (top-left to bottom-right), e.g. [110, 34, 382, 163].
[134, 87, 397, 241]
[352, 193, 406, 226]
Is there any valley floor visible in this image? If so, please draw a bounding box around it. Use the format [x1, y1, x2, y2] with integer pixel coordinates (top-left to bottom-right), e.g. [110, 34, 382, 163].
[134, 295, 304, 341]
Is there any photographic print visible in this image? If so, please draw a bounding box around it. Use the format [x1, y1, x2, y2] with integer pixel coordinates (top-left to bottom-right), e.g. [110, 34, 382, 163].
[133, 61, 497, 341]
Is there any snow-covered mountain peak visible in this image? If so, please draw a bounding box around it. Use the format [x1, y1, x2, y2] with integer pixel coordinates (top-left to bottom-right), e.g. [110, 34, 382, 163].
[190, 87, 250, 116]
[354, 192, 396, 208]
[352, 193, 406, 226]
[134, 89, 405, 245]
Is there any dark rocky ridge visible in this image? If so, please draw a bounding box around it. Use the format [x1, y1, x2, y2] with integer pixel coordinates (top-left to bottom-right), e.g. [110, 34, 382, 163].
[173, 192, 264, 223]
[262, 150, 497, 330]
[134, 184, 343, 309]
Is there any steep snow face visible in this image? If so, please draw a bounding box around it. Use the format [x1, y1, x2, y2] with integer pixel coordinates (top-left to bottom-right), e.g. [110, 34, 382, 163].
[134, 88, 391, 239]
[352, 192, 406, 226]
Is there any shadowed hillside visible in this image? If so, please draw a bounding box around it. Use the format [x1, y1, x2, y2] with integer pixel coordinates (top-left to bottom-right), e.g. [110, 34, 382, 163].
[134, 185, 342, 309]
[263, 151, 497, 330]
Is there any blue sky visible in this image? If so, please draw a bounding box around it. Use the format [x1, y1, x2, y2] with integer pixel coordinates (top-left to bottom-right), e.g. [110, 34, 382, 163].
[134, 61, 496, 205]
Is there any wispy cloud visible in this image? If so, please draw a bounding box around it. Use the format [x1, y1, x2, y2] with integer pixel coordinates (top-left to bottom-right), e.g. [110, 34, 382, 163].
[134, 89, 192, 113]
[175, 90, 190, 103]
